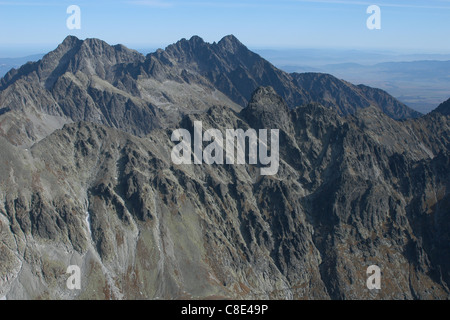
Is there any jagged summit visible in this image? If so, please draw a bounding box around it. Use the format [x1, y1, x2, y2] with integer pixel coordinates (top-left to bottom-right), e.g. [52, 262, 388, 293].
[165, 34, 247, 57]
[168, 34, 244, 51]
[250, 86, 279, 100]
[171, 35, 206, 49]
[246, 86, 289, 115]
[0, 35, 144, 91]
[219, 34, 241, 43]
[217, 34, 246, 53]
[60, 34, 83, 47]
[241, 86, 293, 133]
[188, 34, 205, 44]
[58, 35, 142, 55]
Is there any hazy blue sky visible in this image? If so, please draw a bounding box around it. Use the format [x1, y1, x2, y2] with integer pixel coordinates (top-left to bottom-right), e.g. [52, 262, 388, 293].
[1, 0, 450, 56]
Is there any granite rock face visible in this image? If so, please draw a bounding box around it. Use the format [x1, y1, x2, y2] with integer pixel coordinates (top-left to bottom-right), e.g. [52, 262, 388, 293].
[0, 83, 448, 299]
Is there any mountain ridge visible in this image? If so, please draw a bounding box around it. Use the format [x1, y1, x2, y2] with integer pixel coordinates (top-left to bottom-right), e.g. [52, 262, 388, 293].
[0, 35, 422, 147]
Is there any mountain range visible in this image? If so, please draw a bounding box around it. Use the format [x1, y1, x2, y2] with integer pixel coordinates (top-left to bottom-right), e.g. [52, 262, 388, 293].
[0, 35, 448, 300]
[0, 35, 421, 148]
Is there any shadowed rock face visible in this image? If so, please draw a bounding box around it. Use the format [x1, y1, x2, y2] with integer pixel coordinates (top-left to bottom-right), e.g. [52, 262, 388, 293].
[0, 35, 421, 148]
[434, 98, 450, 116]
[0, 84, 448, 300]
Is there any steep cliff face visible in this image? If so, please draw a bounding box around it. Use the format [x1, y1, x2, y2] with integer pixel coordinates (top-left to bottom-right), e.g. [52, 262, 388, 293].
[0, 86, 448, 300]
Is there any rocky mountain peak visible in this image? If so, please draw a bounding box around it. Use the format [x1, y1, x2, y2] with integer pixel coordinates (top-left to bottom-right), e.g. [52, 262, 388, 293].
[167, 35, 207, 51]
[59, 35, 83, 50]
[248, 86, 285, 107]
[217, 34, 246, 53]
[1, 36, 143, 91]
[241, 86, 293, 134]
[161, 35, 212, 67]
[188, 35, 205, 44]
